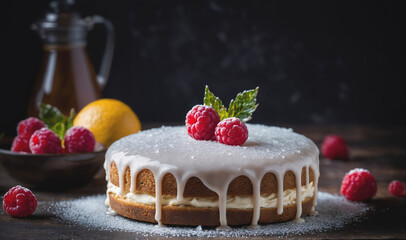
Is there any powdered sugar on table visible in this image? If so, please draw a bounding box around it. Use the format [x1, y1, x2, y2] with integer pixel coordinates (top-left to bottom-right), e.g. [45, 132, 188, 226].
[49, 192, 368, 237]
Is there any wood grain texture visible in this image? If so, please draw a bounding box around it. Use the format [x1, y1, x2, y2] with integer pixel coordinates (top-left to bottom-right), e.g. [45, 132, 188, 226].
[0, 124, 405, 239]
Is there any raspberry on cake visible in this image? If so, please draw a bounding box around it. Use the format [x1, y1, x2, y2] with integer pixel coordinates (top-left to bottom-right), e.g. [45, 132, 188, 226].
[186, 105, 220, 141]
[215, 117, 248, 146]
[104, 125, 320, 228]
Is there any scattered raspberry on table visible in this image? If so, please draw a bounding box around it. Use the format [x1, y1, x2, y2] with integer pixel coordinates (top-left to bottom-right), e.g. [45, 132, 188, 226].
[389, 180, 405, 197]
[3, 185, 37, 217]
[321, 134, 349, 160]
[215, 117, 248, 146]
[341, 168, 377, 201]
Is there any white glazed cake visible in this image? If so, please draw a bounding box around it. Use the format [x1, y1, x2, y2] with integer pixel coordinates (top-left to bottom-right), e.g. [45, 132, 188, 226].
[104, 124, 319, 229]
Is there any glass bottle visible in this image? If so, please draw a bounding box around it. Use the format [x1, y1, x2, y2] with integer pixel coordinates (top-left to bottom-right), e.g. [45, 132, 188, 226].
[29, 0, 114, 116]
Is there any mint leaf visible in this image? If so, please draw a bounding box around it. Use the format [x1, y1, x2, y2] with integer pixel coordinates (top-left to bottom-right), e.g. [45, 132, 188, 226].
[39, 104, 76, 140]
[52, 122, 66, 140]
[67, 108, 75, 130]
[203, 86, 228, 120]
[203, 86, 259, 122]
[39, 104, 65, 127]
[227, 87, 259, 122]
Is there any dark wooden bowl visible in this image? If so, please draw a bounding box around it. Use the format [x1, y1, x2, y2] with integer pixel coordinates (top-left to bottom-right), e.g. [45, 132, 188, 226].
[0, 144, 106, 190]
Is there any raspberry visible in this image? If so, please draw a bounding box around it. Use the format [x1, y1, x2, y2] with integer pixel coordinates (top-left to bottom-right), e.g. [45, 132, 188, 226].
[321, 134, 349, 160]
[17, 117, 46, 140]
[215, 117, 248, 146]
[3, 185, 37, 217]
[29, 128, 62, 154]
[341, 168, 377, 201]
[11, 136, 31, 153]
[388, 180, 405, 197]
[64, 126, 96, 153]
[186, 105, 220, 140]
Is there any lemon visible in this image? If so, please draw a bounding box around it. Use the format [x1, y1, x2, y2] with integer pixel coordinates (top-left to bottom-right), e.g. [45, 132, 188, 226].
[73, 99, 141, 147]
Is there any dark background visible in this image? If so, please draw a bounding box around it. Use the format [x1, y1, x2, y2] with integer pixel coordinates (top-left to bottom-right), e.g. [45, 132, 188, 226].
[1, 0, 405, 136]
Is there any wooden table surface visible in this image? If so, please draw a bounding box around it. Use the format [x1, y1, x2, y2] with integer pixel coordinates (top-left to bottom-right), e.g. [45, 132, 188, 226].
[0, 124, 405, 239]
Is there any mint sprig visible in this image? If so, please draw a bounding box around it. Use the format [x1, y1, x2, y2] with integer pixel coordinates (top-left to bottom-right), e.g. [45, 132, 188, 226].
[203, 86, 259, 122]
[39, 104, 76, 140]
[204, 86, 228, 120]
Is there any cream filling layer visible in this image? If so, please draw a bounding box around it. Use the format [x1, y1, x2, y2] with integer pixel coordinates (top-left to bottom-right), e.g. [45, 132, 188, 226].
[107, 181, 314, 209]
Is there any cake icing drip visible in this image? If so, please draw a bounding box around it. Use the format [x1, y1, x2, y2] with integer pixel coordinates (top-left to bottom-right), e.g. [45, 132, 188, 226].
[104, 124, 320, 228]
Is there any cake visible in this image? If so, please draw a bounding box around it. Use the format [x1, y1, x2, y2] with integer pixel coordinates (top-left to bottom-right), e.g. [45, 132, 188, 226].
[104, 124, 319, 229]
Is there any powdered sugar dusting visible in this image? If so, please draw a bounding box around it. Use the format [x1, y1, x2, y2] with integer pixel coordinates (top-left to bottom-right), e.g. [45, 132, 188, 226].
[49, 192, 368, 237]
[106, 125, 318, 169]
[347, 168, 369, 175]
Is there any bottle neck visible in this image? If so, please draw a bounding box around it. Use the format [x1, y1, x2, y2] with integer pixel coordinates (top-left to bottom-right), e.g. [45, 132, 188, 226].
[37, 27, 87, 45]
[43, 42, 86, 50]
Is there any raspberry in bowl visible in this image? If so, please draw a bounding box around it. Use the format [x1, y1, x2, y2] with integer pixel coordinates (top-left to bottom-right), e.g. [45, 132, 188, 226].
[29, 128, 63, 154]
[64, 126, 96, 153]
[0, 115, 106, 190]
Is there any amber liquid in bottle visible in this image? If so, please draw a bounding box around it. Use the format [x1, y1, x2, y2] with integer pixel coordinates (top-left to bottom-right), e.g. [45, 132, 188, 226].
[28, 44, 101, 117]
